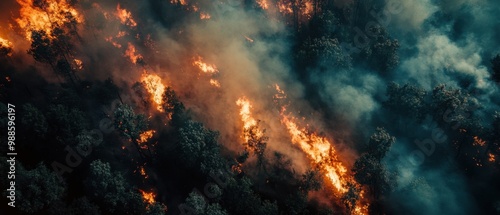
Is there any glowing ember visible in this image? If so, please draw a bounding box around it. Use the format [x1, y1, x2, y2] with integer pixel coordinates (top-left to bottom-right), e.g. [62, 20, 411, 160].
[125, 42, 143, 64]
[74, 59, 83, 70]
[257, 0, 269, 9]
[489, 153, 496, 163]
[141, 74, 166, 111]
[15, 0, 82, 40]
[193, 56, 218, 74]
[139, 189, 156, 204]
[170, 0, 187, 5]
[473, 136, 486, 147]
[200, 12, 211, 20]
[116, 4, 137, 27]
[243, 35, 254, 43]
[209, 79, 221, 87]
[140, 166, 149, 179]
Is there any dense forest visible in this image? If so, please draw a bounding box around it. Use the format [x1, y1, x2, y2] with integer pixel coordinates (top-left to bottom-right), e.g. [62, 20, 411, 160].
[0, 0, 499, 214]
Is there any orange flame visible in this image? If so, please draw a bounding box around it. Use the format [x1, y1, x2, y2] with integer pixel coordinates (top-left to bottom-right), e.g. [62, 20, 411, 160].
[209, 79, 221, 87]
[473, 136, 486, 147]
[171, 0, 188, 5]
[139, 189, 156, 204]
[141, 74, 166, 111]
[116, 4, 137, 27]
[193, 56, 218, 74]
[236, 97, 264, 142]
[138, 130, 155, 143]
[257, 0, 269, 9]
[200, 12, 211, 20]
[73, 59, 83, 70]
[489, 153, 496, 163]
[125, 42, 143, 64]
[15, 0, 82, 40]
[275, 84, 368, 215]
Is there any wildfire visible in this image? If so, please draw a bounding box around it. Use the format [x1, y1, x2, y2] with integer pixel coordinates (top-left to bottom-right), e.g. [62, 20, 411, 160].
[0, 37, 13, 56]
[139, 189, 156, 204]
[15, 0, 82, 40]
[489, 153, 496, 163]
[116, 4, 137, 27]
[275, 84, 368, 215]
[473, 136, 486, 147]
[193, 56, 218, 74]
[0, 37, 12, 48]
[140, 166, 149, 179]
[141, 74, 166, 111]
[171, 0, 188, 5]
[210, 79, 221, 87]
[236, 97, 264, 142]
[74, 59, 83, 70]
[138, 130, 155, 144]
[200, 12, 211, 20]
[125, 42, 144, 64]
[257, 0, 269, 9]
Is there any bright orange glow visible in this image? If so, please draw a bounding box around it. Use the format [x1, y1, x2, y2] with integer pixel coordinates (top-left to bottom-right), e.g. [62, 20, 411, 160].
[193, 56, 218, 74]
[209, 79, 221, 87]
[171, 0, 187, 5]
[236, 97, 265, 143]
[116, 4, 137, 27]
[105, 37, 122, 48]
[0, 37, 12, 48]
[125, 42, 143, 64]
[200, 12, 211, 20]
[275, 84, 368, 215]
[473, 136, 486, 147]
[489, 153, 496, 163]
[257, 0, 269, 9]
[74, 59, 83, 70]
[139, 189, 156, 204]
[141, 74, 166, 111]
[138, 130, 155, 144]
[0, 37, 13, 56]
[15, 0, 82, 40]
[140, 166, 149, 179]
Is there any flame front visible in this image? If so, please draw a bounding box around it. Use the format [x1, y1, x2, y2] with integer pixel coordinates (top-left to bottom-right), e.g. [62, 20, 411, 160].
[16, 0, 82, 40]
[257, 0, 269, 9]
[125, 43, 143, 64]
[194, 56, 218, 74]
[236, 97, 264, 143]
[275, 84, 368, 215]
[116, 4, 137, 27]
[141, 74, 166, 111]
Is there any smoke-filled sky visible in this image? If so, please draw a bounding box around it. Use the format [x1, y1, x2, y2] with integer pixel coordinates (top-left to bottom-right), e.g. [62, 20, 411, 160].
[1, 0, 500, 214]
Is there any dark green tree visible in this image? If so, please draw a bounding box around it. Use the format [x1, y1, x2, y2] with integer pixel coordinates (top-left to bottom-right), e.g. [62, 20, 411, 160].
[384, 82, 427, 121]
[17, 163, 66, 213]
[21, 103, 48, 137]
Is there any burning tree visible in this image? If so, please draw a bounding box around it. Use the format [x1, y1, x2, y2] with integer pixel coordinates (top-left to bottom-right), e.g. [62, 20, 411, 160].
[114, 104, 150, 159]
